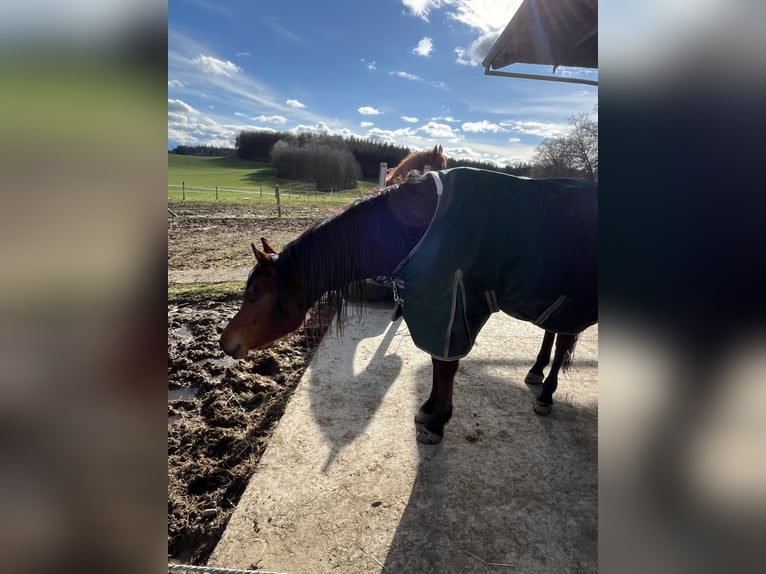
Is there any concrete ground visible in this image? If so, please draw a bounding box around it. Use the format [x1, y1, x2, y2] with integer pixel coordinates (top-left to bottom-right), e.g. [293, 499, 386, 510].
[210, 304, 598, 573]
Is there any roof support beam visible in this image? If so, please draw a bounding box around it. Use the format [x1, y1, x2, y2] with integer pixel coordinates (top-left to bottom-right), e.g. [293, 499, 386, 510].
[483, 64, 598, 86]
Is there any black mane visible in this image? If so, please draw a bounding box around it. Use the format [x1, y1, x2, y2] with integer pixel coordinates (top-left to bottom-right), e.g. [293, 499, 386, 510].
[275, 175, 438, 328]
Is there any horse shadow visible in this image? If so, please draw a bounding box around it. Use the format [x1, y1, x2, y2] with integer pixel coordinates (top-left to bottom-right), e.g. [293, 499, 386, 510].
[305, 303, 403, 471]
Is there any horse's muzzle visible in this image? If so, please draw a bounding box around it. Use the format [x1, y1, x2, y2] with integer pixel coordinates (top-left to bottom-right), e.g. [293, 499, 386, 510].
[220, 336, 248, 359]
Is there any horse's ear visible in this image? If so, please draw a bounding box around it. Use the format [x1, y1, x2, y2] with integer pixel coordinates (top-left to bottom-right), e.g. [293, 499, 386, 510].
[261, 237, 278, 254]
[251, 243, 273, 265]
[438, 144, 443, 153]
[433, 145, 438, 154]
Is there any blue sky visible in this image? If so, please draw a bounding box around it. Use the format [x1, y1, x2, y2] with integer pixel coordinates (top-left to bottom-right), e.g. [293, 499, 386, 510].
[168, 0, 598, 166]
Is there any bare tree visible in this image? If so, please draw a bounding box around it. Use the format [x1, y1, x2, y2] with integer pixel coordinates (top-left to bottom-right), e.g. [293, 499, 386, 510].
[533, 135, 581, 179]
[569, 111, 598, 181]
[532, 108, 598, 181]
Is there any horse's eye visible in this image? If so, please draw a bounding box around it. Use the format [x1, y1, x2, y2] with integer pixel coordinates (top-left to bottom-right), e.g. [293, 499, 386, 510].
[245, 282, 259, 302]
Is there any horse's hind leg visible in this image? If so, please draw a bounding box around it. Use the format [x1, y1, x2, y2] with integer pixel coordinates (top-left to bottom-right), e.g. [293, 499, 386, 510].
[525, 330, 556, 384]
[415, 357, 458, 444]
[534, 333, 578, 416]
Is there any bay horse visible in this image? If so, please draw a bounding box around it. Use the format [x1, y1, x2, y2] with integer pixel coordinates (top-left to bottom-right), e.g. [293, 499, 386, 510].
[385, 145, 447, 186]
[220, 168, 597, 444]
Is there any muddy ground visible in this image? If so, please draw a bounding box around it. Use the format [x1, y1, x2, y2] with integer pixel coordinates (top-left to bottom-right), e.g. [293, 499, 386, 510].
[168, 200, 344, 564]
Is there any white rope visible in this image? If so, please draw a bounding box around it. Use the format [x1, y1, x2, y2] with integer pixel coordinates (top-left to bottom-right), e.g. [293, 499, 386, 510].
[168, 563, 288, 574]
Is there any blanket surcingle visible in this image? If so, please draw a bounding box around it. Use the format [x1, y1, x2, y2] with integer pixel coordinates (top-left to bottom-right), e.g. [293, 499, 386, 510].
[392, 167, 597, 360]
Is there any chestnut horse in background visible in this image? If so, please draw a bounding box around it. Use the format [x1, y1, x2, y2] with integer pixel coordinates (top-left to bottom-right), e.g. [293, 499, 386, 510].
[385, 145, 447, 186]
[220, 169, 597, 444]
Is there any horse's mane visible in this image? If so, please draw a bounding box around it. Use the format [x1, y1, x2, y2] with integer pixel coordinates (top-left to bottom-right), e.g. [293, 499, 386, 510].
[385, 145, 446, 186]
[275, 174, 437, 332]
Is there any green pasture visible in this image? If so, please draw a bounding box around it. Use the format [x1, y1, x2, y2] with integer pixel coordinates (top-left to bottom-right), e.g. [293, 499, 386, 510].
[168, 154, 378, 205]
[168, 281, 243, 303]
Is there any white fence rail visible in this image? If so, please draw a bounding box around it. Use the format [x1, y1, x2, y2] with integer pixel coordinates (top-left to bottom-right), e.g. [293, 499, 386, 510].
[168, 183, 331, 200]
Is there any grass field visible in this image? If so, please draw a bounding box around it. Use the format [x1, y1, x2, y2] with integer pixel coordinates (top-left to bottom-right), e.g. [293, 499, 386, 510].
[168, 154, 378, 205]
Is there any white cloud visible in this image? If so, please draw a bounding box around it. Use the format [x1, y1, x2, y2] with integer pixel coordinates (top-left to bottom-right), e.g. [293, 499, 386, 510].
[454, 47, 472, 66]
[454, 30, 501, 66]
[168, 106, 280, 148]
[335, 128, 358, 139]
[559, 67, 599, 79]
[402, 0, 442, 22]
[287, 122, 358, 139]
[358, 106, 381, 115]
[412, 36, 434, 57]
[234, 112, 247, 118]
[418, 121, 460, 139]
[361, 58, 377, 70]
[264, 16, 302, 44]
[402, 1, 521, 34]
[192, 54, 242, 77]
[432, 115, 460, 123]
[509, 137, 521, 143]
[168, 99, 199, 115]
[401, 116, 419, 123]
[365, 127, 417, 143]
[501, 120, 570, 138]
[235, 51, 251, 57]
[390, 71, 421, 81]
[445, 143, 536, 166]
[171, 29, 326, 122]
[168, 79, 184, 88]
[360, 121, 374, 128]
[252, 114, 287, 124]
[446, 0, 521, 35]
[290, 122, 334, 135]
[461, 120, 506, 133]
[286, 99, 306, 108]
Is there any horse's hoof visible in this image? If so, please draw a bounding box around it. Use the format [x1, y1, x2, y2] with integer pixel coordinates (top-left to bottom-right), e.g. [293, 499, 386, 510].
[414, 408, 430, 425]
[524, 371, 544, 384]
[534, 400, 552, 416]
[416, 426, 443, 444]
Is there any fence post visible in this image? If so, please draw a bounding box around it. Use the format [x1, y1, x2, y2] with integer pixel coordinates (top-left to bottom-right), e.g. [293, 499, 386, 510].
[215, 186, 218, 201]
[378, 162, 387, 189]
[275, 184, 281, 218]
[182, 180, 185, 201]
[260, 185, 262, 198]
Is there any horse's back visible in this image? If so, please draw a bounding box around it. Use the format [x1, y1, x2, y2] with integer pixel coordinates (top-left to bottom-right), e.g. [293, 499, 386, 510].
[394, 168, 597, 359]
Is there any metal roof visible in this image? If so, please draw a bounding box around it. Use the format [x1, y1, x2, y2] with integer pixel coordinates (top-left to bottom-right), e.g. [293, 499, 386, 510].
[482, 0, 597, 85]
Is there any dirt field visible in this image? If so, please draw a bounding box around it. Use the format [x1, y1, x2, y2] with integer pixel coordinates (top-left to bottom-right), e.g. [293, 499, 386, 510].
[168, 200, 343, 564]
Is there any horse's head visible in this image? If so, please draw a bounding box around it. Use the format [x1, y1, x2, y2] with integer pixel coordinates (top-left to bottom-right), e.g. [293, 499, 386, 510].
[429, 144, 447, 171]
[220, 238, 305, 359]
[386, 145, 448, 186]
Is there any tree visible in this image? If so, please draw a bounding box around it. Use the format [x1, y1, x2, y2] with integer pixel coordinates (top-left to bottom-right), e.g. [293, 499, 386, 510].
[568, 111, 598, 182]
[532, 110, 598, 181]
[533, 135, 581, 179]
[269, 138, 361, 190]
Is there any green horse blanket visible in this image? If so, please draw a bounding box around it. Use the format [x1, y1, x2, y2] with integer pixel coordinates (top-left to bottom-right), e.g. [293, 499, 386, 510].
[392, 167, 597, 360]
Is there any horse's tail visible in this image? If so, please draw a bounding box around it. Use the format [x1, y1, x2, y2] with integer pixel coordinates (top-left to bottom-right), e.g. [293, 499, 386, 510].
[562, 333, 580, 372]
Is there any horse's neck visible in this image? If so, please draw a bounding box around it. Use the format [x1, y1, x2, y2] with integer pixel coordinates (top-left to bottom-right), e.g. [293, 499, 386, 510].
[284, 186, 435, 308]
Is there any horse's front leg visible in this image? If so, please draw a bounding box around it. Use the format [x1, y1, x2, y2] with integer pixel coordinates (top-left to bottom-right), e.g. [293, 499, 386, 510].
[414, 357, 458, 444]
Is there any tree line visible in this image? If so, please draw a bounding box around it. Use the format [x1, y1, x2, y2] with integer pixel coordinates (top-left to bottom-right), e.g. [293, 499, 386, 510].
[169, 111, 597, 189]
[168, 144, 235, 156]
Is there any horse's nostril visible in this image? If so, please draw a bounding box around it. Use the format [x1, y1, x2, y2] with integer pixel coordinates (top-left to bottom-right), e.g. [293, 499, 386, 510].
[220, 336, 240, 358]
